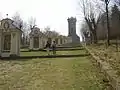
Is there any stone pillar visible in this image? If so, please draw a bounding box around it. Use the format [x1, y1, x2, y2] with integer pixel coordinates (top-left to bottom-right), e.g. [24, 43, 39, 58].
[29, 37, 33, 50]
[58, 38, 61, 45]
[17, 33, 21, 56]
[60, 38, 62, 45]
[45, 38, 48, 45]
[41, 38, 44, 48]
[10, 32, 17, 55]
[70, 37, 72, 43]
[10, 32, 21, 56]
[42, 38, 47, 48]
[42, 38, 45, 48]
[64, 38, 67, 44]
[39, 37, 43, 49]
[18, 33, 21, 55]
[68, 37, 72, 43]
[66, 38, 68, 43]
[2, 35, 4, 51]
[0, 33, 2, 56]
[62, 38, 65, 44]
[67, 38, 69, 43]
[16, 33, 19, 55]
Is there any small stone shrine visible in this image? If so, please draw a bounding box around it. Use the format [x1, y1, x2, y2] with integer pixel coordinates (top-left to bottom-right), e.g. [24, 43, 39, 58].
[29, 27, 44, 50]
[0, 18, 22, 57]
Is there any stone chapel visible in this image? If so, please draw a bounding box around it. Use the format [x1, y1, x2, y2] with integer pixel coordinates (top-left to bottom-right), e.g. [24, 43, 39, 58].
[0, 18, 22, 57]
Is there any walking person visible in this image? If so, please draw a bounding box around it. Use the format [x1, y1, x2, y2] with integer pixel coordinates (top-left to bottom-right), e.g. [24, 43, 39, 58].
[52, 41, 56, 55]
[45, 41, 51, 55]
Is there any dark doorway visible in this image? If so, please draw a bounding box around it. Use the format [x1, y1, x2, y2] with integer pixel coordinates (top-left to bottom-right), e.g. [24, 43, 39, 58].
[33, 37, 39, 48]
[4, 34, 11, 51]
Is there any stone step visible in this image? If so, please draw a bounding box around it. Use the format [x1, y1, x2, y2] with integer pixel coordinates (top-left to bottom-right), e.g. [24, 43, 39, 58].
[1, 53, 10, 57]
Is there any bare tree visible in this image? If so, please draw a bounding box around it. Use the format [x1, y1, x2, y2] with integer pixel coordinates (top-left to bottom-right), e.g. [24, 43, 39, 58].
[12, 12, 23, 29]
[113, 0, 120, 6]
[52, 30, 60, 36]
[12, 12, 30, 45]
[43, 26, 52, 38]
[80, 21, 91, 43]
[43, 26, 60, 38]
[80, 22, 89, 36]
[28, 17, 36, 30]
[79, 0, 103, 44]
[44, 26, 50, 31]
[101, 0, 111, 46]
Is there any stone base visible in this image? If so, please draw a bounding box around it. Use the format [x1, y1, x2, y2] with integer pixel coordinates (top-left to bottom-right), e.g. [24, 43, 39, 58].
[29, 49, 33, 52]
[10, 54, 19, 58]
[38, 48, 43, 51]
[68, 34, 80, 43]
[1, 53, 10, 57]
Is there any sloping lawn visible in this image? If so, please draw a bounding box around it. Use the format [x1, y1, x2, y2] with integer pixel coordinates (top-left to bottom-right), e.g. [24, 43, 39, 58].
[0, 50, 106, 90]
[87, 44, 120, 76]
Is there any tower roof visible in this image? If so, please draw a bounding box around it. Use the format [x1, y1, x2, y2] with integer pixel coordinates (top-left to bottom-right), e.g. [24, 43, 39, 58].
[67, 17, 77, 22]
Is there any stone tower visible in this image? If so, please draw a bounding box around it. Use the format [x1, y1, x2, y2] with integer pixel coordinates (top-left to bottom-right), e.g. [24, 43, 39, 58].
[67, 17, 80, 43]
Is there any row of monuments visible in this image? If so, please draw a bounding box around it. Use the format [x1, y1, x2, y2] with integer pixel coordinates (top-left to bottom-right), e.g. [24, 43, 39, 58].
[29, 27, 72, 50]
[0, 17, 80, 57]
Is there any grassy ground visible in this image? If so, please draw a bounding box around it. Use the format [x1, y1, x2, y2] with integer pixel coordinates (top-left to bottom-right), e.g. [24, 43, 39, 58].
[87, 44, 120, 76]
[0, 50, 106, 90]
[20, 50, 87, 56]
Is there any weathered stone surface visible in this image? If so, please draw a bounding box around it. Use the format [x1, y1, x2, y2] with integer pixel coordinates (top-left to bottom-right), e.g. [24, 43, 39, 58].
[67, 17, 80, 43]
[0, 18, 22, 57]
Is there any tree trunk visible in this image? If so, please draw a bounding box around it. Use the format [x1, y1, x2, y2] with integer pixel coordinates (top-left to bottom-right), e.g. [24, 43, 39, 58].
[92, 29, 97, 44]
[90, 33, 93, 44]
[116, 36, 119, 52]
[106, 4, 110, 46]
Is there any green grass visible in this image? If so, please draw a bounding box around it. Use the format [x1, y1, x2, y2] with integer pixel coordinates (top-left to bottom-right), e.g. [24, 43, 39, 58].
[20, 51, 47, 56]
[20, 50, 87, 56]
[73, 56, 105, 90]
[0, 50, 106, 90]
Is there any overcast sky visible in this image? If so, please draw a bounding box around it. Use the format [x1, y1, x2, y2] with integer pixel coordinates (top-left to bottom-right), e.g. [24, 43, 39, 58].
[0, 0, 82, 38]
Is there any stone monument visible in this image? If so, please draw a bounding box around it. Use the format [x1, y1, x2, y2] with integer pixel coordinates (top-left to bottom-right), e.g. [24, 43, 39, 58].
[0, 18, 22, 57]
[67, 17, 80, 43]
[29, 27, 45, 50]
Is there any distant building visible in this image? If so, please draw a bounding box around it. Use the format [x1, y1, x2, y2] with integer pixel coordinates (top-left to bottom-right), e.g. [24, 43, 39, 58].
[67, 17, 80, 43]
[29, 26, 71, 50]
